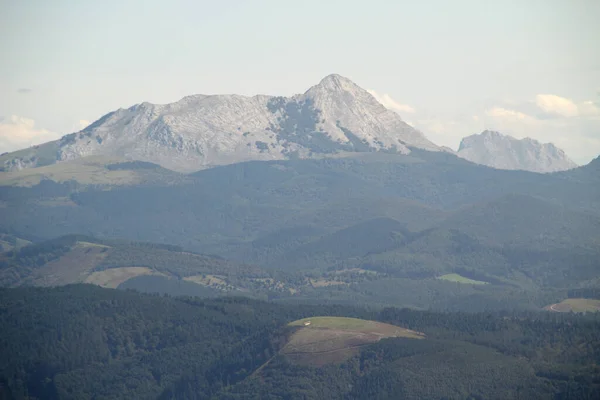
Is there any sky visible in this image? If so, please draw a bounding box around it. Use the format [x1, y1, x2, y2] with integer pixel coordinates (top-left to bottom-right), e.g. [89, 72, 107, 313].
[1, 0, 599, 164]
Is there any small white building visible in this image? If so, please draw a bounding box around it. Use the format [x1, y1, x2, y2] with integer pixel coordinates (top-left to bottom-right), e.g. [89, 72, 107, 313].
[304, 321, 311, 326]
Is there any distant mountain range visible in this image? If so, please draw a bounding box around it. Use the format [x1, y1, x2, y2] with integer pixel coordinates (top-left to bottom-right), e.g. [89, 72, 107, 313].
[457, 130, 577, 173]
[0, 74, 581, 174]
[1, 74, 440, 173]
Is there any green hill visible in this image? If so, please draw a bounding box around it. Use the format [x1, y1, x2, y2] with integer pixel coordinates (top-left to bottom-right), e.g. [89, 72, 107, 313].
[281, 316, 423, 366]
[0, 155, 184, 187]
[272, 218, 414, 270]
[0, 235, 275, 297]
[2, 285, 600, 399]
[1, 153, 599, 311]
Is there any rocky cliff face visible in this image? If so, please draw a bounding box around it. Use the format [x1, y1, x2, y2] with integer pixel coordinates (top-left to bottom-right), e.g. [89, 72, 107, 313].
[457, 130, 577, 173]
[3, 74, 440, 173]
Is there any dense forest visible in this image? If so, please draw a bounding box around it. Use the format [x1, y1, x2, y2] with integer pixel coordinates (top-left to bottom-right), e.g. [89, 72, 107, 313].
[1, 285, 599, 399]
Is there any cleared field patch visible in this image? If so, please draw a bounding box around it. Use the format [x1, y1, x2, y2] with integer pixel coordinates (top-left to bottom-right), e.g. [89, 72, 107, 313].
[85, 267, 160, 288]
[437, 273, 488, 285]
[0, 156, 138, 186]
[545, 298, 600, 313]
[183, 274, 236, 291]
[77, 241, 110, 249]
[283, 317, 424, 366]
[26, 242, 111, 286]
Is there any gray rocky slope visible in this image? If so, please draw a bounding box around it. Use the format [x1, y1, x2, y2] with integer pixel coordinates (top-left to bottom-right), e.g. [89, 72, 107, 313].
[2, 75, 579, 174]
[457, 130, 577, 173]
[3, 74, 440, 173]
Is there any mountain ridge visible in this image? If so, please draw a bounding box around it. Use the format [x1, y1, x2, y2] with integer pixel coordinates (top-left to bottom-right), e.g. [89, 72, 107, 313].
[1, 77, 583, 175]
[2, 74, 441, 173]
[457, 130, 577, 173]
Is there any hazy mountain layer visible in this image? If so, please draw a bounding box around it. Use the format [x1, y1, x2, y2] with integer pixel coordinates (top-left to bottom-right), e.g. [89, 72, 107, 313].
[457, 130, 577, 173]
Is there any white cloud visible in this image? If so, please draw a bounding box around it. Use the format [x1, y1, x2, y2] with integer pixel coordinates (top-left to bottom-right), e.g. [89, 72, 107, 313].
[405, 91, 600, 165]
[535, 94, 586, 117]
[0, 115, 60, 154]
[79, 120, 91, 129]
[485, 107, 535, 121]
[535, 94, 578, 117]
[479, 103, 599, 164]
[367, 90, 416, 114]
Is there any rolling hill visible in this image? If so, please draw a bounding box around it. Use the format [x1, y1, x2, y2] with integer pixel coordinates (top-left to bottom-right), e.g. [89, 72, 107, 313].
[0, 235, 277, 297]
[2, 285, 599, 400]
[1, 150, 599, 311]
[282, 316, 423, 366]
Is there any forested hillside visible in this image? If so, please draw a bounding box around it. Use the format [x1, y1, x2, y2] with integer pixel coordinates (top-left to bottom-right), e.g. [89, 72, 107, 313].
[2, 232, 598, 313]
[1, 152, 599, 312]
[1, 285, 599, 399]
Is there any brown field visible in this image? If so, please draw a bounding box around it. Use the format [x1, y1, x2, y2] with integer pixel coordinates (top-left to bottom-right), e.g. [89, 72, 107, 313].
[16, 240, 165, 288]
[545, 298, 600, 313]
[282, 317, 424, 366]
[85, 267, 160, 288]
[26, 242, 111, 286]
[0, 156, 138, 186]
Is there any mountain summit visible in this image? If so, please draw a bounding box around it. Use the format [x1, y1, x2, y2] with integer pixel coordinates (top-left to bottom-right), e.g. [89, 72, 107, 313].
[457, 130, 577, 173]
[2, 74, 440, 173]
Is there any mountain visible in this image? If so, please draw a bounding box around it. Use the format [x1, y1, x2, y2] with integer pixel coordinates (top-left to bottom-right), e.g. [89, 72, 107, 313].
[561, 154, 600, 183]
[457, 130, 577, 173]
[1, 74, 440, 173]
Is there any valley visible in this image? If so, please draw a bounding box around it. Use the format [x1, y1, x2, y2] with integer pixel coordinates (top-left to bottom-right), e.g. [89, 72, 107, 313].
[1, 150, 599, 313]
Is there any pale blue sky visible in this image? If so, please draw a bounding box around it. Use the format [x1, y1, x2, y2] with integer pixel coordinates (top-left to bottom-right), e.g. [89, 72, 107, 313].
[1, 0, 599, 163]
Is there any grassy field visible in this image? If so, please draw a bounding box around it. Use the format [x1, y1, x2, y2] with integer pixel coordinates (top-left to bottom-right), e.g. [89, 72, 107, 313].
[0, 156, 137, 186]
[7, 240, 161, 288]
[289, 316, 399, 330]
[437, 273, 488, 285]
[545, 298, 600, 313]
[25, 242, 111, 286]
[85, 267, 160, 288]
[283, 317, 423, 366]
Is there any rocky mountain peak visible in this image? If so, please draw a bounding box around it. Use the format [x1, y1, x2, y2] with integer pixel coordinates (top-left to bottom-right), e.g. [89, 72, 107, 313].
[457, 131, 577, 173]
[309, 74, 367, 96]
[304, 74, 383, 109]
[2, 74, 441, 173]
